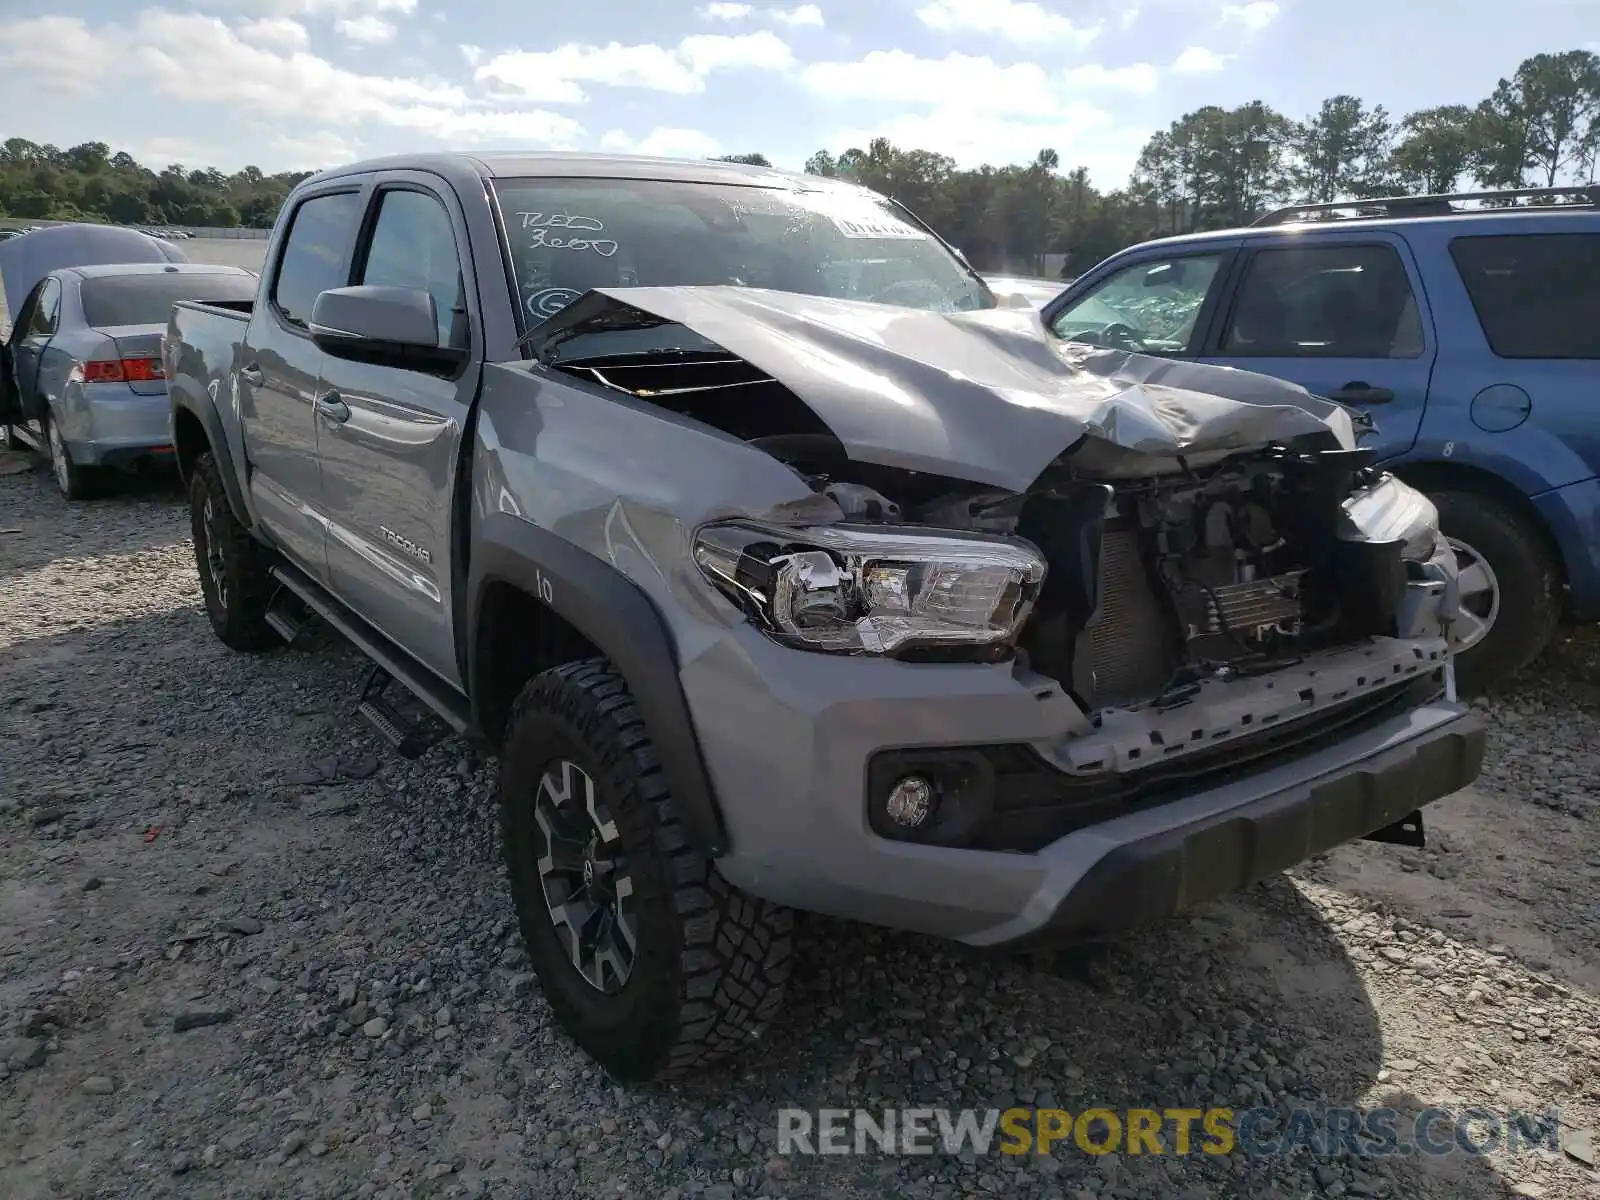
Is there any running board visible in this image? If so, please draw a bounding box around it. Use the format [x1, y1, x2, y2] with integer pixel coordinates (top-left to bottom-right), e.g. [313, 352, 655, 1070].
[266, 564, 473, 749]
[264, 586, 315, 647]
[357, 663, 443, 758]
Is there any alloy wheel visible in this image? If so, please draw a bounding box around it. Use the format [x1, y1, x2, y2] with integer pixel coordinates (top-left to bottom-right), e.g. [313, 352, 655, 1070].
[532, 758, 638, 994]
[1447, 537, 1499, 654]
[47, 417, 70, 495]
[201, 495, 229, 609]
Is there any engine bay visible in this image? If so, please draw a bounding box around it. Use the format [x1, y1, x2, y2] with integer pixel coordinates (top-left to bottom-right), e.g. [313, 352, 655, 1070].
[778, 444, 1425, 715]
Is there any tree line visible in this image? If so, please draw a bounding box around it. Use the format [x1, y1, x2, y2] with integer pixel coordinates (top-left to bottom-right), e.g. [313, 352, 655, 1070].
[4, 47, 1596, 272]
[0, 140, 311, 230]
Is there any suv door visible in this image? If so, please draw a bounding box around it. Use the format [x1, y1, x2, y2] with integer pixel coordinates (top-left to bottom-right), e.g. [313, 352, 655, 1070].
[1196, 233, 1437, 457]
[1436, 230, 1600, 487]
[1044, 243, 1240, 356]
[315, 177, 481, 688]
[11, 277, 62, 418]
[239, 187, 366, 581]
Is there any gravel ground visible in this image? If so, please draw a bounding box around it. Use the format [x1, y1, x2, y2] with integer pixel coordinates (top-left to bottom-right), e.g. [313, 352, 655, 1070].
[2, 459, 1599, 1200]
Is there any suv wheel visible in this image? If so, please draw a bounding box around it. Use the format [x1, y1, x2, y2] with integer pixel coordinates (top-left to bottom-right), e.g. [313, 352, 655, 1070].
[43, 409, 97, 501]
[188, 450, 278, 651]
[1430, 490, 1561, 695]
[499, 658, 793, 1082]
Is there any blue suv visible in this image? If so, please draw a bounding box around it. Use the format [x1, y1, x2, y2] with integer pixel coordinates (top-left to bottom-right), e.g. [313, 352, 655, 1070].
[1041, 186, 1600, 693]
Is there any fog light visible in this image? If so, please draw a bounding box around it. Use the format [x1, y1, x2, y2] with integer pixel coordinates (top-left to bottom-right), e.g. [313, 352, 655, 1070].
[884, 775, 935, 828]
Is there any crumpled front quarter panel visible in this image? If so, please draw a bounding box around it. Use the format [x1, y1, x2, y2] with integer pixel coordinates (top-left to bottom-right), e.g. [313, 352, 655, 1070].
[471, 361, 825, 650]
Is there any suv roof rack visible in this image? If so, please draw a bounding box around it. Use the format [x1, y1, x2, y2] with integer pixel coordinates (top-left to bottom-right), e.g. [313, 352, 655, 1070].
[1250, 185, 1600, 227]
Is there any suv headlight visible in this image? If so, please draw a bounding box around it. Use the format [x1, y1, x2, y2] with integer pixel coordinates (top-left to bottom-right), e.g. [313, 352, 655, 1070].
[692, 522, 1047, 656]
[1340, 474, 1448, 563]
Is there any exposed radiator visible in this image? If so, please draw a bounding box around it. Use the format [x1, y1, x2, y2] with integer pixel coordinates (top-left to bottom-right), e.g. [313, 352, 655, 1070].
[1074, 528, 1175, 709]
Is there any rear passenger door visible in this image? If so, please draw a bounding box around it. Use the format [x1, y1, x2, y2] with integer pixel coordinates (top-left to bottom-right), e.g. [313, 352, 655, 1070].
[239, 187, 366, 581]
[315, 177, 481, 688]
[1198, 233, 1437, 458]
[1435, 230, 1600, 487]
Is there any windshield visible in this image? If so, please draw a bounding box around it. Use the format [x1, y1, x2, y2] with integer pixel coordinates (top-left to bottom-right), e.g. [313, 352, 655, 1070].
[490, 177, 993, 329]
[81, 273, 257, 328]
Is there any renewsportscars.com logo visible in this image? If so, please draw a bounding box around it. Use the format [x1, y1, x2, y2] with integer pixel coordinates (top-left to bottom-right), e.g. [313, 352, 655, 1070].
[776, 1106, 1565, 1159]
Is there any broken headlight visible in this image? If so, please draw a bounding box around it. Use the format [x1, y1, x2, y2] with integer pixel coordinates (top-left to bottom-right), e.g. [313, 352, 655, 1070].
[1340, 473, 1449, 563]
[692, 522, 1047, 656]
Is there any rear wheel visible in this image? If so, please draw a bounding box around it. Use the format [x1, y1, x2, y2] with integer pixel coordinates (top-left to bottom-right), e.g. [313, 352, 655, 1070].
[499, 658, 793, 1082]
[188, 450, 277, 652]
[43, 408, 98, 501]
[1429, 490, 1561, 695]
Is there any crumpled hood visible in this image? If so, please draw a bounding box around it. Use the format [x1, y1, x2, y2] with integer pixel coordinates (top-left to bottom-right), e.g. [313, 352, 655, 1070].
[531, 285, 1358, 492]
[0, 224, 187, 324]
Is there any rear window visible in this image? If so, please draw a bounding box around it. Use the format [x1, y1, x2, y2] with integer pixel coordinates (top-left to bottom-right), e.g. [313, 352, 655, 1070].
[1449, 233, 1600, 359]
[81, 273, 257, 329]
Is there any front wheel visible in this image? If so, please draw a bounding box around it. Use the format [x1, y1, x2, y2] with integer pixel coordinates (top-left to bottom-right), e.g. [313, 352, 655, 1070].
[499, 658, 793, 1082]
[188, 450, 278, 651]
[1430, 490, 1561, 695]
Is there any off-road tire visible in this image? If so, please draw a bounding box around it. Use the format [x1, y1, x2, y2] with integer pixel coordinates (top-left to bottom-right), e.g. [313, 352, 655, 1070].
[189, 450, 278, 652]
[1431, 489, 1561, 695]
[42, 408, 98, 501]
[499, 658, 793, 1082]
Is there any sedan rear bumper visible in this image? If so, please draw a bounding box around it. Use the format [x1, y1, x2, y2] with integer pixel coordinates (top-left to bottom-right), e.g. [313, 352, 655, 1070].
[59, 383, 173, 465]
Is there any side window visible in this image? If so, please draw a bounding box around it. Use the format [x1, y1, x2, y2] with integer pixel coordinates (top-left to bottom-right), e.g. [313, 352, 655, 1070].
[28, 279, 61, 336]
[357, 189, 467, 349]
[1221, 244, 1423, 359]
[1051, 253, 1224, 354]
[272, 191, 363, 329]
[1449, 233, 1600, 360]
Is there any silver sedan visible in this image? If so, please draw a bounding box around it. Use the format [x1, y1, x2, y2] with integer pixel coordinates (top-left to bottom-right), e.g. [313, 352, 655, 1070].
[4, 262, 256, 498]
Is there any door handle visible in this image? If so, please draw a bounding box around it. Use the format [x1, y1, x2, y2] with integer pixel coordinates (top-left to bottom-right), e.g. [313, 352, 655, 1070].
[1328, 382, 1395, 404]
[238, 364, 265, 386]
[314, 391, 351, 423]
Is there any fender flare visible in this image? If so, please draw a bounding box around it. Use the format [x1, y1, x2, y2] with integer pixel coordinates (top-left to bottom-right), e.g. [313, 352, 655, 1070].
[171, 393, 252, 529]
[467, 514, 730, 858]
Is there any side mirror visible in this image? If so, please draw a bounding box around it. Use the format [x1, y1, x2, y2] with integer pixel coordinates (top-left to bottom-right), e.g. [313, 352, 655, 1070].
[309, 285, 464, 370]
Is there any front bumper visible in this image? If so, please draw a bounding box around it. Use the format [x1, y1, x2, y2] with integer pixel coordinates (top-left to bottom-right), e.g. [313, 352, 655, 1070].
[687, 627, 1483, 948]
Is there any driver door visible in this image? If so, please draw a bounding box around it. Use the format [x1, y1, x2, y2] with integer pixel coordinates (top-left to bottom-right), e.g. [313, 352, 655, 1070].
[9, 277, 62, 421]
[1044, 243, 1242, 355]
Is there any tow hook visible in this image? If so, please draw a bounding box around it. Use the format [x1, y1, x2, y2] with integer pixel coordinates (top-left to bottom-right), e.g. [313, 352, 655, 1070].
[1362, 809, 1426, 848]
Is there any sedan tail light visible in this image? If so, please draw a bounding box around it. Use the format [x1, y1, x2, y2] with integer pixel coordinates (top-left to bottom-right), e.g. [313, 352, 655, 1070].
[84, 357, 166, 384]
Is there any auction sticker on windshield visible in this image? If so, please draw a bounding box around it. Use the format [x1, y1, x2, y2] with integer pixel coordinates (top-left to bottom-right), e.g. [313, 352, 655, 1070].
[830, 213, 926, 240]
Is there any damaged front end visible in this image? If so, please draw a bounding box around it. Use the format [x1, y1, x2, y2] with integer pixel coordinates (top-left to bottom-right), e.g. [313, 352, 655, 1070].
[528, 286, 1463, 848]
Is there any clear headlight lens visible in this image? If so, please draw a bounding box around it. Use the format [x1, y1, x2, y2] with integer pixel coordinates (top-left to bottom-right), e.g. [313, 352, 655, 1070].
[692, 522, 1047, 656]
[1340, 473, 1447, 562]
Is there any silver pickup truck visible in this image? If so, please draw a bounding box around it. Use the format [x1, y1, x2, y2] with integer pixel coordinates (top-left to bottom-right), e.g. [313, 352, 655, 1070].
[165, 151, 1484, 1084]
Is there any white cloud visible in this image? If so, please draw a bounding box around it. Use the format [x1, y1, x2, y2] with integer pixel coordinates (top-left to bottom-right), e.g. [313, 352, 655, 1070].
[268, 129, 361, 168]
[336, 14, 396, 43]
[1119, 7, 1141, 29]
[0, 11, 582, 148]
[239, 16, 309, 48]
[1172, 46, 1229, 73]
[801, 50, 1158, 115]
[459, 43, 482, 67]
[199, 0, 417, 14]
[771, 4, 824, 26]
[477, 33, 793, 102]
[1220, 1, 1280, 32]
[699, 2, 754, 18]
[600, 127, 724, 158]
[915, 0, 1100, 47]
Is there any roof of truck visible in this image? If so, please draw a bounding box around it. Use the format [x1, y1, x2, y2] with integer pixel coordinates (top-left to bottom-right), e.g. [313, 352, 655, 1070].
[302, 151, 858, 193]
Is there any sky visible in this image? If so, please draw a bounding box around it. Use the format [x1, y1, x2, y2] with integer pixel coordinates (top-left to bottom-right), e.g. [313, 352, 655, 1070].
[0, 0, 1597, 191]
